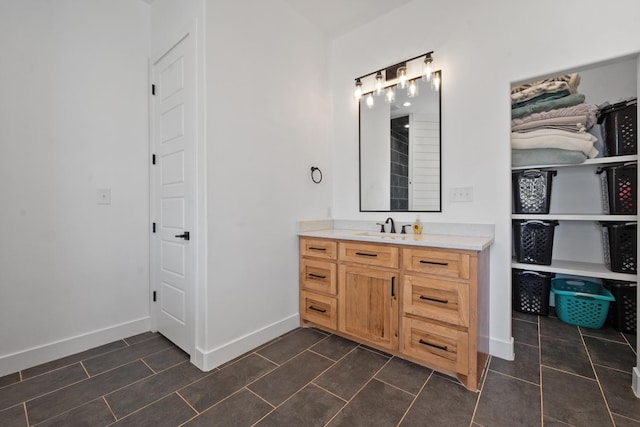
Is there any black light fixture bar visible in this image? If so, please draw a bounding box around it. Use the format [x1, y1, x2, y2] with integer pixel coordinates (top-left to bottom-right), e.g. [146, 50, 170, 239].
[354, 50, 434, 82]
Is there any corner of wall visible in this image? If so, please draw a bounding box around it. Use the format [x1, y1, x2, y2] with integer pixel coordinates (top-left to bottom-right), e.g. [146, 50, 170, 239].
[490, 335, 514, 361]
[192, 314, 299, 371]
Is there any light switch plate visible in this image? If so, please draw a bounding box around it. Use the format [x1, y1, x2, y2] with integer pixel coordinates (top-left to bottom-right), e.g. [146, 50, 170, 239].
[97, 189, 111, 205]
[450, 187, 473, 203]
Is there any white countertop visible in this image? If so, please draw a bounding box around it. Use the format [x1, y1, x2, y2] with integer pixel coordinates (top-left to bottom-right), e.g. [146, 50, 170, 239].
[298, 228, 494, 251]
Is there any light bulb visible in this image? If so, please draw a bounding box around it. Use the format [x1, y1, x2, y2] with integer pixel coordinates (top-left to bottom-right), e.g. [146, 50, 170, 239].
[385, 86, 396, 103]
[354, 79, 363, 100]
[398, 66, 407, 89]
[374, 72, 384, 96]
[423, 54, 433, 81]
[407, 79, 418, 98]
[432, 73, 441, 91]
[366, 93, 374, 108]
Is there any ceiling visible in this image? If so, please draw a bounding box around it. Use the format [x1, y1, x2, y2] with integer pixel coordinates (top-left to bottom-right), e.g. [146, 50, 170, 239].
[283, 0, 413, 38]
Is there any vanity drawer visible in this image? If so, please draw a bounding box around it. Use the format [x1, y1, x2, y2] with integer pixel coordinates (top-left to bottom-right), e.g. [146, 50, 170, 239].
[402, 248, 470, 280]
[300, 290, 337, 330]
[401, 316, 469, 375]
[403, 275, 469, 327]
[300, 238, 338, 260]
[339, 242, 399, 268]
[300, 259, 337, 295]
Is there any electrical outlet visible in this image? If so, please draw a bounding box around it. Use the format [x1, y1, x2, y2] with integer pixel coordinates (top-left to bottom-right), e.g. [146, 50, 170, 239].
[450, 187, 473, 203]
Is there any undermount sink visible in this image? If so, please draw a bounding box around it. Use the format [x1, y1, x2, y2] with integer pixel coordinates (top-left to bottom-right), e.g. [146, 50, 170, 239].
[356, 232, 408, 239]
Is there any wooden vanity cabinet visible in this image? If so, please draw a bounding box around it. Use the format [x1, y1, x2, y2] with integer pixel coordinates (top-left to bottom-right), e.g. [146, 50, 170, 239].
[299, 236, 489, 391]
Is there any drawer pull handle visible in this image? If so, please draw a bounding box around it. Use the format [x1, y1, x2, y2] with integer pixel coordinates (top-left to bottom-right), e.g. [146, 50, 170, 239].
[419, 295, 449, 304]
[307, 273, 327, 280]
[309, 247, 327, 252]
[308, 305, 327, 313]
[391, 276, 395, 297]
[419, 260, 449, 266]
[419, 339, 448, 351]
[355, 252, 378, 257]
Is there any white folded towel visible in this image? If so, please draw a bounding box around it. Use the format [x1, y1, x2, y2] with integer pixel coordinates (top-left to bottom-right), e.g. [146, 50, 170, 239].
[511, 129, 598, 158]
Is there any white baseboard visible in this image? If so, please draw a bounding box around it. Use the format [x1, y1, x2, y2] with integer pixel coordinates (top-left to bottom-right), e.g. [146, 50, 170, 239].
[490, 336, 515, 361]
[193, 314, 300, 371]
[633, 367, 640, 398]
[0, 317, 151, 377]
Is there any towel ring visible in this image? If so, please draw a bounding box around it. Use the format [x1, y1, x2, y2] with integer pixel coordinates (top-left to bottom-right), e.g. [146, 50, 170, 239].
[310, 166, 322, 184]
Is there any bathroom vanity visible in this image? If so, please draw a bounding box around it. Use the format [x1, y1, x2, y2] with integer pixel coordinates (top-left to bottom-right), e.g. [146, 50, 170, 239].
[298, 224, 493, 391]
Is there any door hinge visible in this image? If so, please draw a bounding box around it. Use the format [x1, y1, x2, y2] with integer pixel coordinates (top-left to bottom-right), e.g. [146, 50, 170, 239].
[151, 84, 156, 95]
[152, 154, 156, 165]
[152, 222, 156, 233]
[153, 291, 157, 302]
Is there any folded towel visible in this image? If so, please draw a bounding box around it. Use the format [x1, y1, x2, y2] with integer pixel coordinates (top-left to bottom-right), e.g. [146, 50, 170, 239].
[511, 103, 598, 130]
[512, 73, 580, 96]
[511, 129, 598, 158]
[512, 148, 587, 167]
[512, 93, 586, 119]
[511, 115, 587, 133]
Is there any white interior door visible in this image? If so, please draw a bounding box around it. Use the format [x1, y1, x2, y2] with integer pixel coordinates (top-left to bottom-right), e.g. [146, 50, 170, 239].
[150, 33, 195, 356]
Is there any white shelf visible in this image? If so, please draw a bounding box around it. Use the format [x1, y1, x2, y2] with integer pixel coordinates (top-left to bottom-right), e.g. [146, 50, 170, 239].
[512, 155, 638, 171]
[512, 214, 638, 221]
[512, 259, 637, 281]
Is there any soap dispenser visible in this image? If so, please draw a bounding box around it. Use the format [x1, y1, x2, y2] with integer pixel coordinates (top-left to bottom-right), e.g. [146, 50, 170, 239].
[413, 217, 423, 235]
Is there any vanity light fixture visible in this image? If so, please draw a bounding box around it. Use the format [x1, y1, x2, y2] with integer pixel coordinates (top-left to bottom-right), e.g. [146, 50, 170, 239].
[354, 78, 363, 100]
[354, 51, 436, 102]
[407, 79, 419, 98]
[374, 71, 384, 95]
[385, 86, 396, 103]
[366, 93, 375, 108]
[432, 71, 441, 91]
[423, 52, 433, 81]
[397, 66, 408, 88]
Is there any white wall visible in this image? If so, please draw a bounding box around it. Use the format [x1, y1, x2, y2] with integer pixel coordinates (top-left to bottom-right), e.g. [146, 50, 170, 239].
[0, 0, 151, 375]
[330, 0, 640, 359]
[202, 0, 332, 364]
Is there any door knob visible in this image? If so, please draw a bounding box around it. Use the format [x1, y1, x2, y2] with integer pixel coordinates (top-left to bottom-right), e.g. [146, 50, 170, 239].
[175, 231, 190, 240]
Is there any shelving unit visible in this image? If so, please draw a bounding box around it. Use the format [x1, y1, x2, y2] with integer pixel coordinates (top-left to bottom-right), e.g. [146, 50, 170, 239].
[511, 58, 638, 286]
[512, 155, 638, 282]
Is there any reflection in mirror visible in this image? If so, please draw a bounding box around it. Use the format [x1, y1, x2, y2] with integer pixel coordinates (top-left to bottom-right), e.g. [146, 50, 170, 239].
[360, 73, 441, 212]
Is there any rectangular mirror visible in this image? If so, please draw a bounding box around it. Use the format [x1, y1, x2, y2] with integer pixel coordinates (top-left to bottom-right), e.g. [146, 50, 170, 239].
[359, 73, 441, 211]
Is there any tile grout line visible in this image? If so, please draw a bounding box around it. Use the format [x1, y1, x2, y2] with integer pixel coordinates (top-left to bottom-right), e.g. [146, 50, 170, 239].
[139, 358, 157, 375]
[22, 402, 30, 427]
[102, 396, 118, 422]
[579, 328, 616, 426]
[311, 383, 349, 403]
[469, 353, 491, 427]
[80, 361, 90, 378]
[15, 340, 132, 383]
[246, 341, 364, 424]
[244, 386, 276, 409]
[541, 364, 600, 382]
[395, 370, 433, 426]
[537, 314, 544, 427]
[322, 352, 394, 426]
[374, 376, 417, 397]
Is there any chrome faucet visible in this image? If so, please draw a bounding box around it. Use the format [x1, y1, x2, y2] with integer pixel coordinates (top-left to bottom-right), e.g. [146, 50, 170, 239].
[385, 217, 396, 233]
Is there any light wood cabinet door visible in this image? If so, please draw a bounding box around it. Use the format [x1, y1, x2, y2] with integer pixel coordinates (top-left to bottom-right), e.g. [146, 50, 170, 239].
[300, 259, 337, 295]
[300, 290, 337, 330]
[401, 316, 469, 375]
[403, 248, 470, 280]
[338, 264, 399, 350]
[403, 274, 470, 327]
[300, 238, 338, 260]
[339, 242, 399, 268]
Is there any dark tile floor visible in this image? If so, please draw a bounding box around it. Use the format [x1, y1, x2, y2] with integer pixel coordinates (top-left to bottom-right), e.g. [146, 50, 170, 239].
[1, 311, 639, 426]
